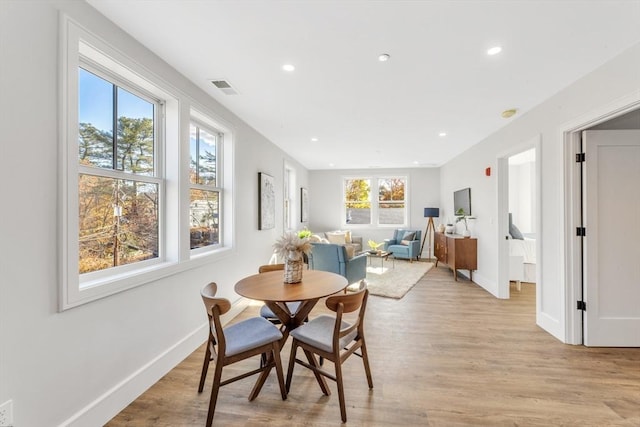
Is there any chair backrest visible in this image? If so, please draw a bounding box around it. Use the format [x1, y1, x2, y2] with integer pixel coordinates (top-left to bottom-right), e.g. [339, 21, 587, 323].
[200, 282, 231, 316]
[258, 263, 285, 273]
[326, 281, 367, 314]
[309, 243, 349, 273]
[325, 281, 369, 344]
[393, 229, 421, 243]
[200, 282, 232, 354]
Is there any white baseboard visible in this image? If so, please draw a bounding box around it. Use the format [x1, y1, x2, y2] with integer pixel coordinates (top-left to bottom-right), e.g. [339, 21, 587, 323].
[59, 298, 251, 427]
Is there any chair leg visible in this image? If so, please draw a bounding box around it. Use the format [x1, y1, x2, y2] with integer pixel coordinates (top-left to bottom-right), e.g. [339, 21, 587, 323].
[205, 359, 224, 427]
[335, 360, 347, 422]
[271, 342, 287, 400]
[260, 352, 267, 368]
[198, 343, 211, 393]
[303, 348, 331, 396]
[285, 340, 298, 393]
[359, 338, 374, 389]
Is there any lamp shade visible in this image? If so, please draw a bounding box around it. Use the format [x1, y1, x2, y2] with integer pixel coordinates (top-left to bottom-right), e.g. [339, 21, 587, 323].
[424, 207, 439, 218]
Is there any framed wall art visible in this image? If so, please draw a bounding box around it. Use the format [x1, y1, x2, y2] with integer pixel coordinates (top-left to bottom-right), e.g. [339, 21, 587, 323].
[258, 172, 275, 230]
[300, 187, 309, 222]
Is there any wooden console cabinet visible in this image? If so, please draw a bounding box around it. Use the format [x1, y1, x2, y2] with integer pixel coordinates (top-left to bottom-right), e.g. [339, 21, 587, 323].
[434, 232, 477, 281]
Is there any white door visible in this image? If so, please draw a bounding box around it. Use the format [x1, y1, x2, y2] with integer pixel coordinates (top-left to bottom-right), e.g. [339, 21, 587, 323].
[583, 130, 640, 346]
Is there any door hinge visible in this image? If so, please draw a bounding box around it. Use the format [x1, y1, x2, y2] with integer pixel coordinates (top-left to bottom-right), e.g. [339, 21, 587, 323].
[576, 227, 586, 237]
[576, 152, 586, 162]
[577, 300, 587, 311]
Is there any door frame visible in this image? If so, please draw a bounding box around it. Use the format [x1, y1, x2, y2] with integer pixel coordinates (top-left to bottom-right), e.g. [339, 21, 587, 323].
[497, 136, 541, 300]
[561, 94, 640, 345]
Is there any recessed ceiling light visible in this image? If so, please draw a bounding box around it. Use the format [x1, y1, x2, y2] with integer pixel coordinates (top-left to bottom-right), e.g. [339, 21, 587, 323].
[311, 137, 318, 142]
[282, 64, 295, 72]
[487, 46, 502, 56]
[329, 163, 335, 167]
[501, 108, 517, 118]
[378, 53, 390, 62]
[439, 132, 447, 137]
[413, 161, 420, 165]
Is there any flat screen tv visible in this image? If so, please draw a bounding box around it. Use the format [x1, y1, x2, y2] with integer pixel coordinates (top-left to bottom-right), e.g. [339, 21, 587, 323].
[454, 187, 471, 216]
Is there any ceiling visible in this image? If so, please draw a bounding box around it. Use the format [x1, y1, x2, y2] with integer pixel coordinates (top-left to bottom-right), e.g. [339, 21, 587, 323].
[87, 0, 640, 170]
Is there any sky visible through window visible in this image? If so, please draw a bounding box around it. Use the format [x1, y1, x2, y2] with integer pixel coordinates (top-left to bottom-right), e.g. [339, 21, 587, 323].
[79, 68, 153, 132]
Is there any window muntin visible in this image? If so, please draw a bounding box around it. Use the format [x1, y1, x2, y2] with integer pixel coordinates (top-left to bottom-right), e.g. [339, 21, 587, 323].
[78, 65, 160, 275]
[190, 123, 221, 250]
[343, 177, 407, 226]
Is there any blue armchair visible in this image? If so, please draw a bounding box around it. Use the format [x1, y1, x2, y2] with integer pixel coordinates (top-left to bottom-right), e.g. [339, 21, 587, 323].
[384, 229, 422, 261]
[308, 243, 367, 285]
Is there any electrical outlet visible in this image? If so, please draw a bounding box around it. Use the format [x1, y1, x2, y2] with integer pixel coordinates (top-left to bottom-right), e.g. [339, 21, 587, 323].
[0, 400, 13, 427]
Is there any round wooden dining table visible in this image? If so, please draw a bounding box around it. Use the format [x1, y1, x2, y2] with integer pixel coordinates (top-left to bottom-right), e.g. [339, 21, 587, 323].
[235, 269, 348, 400]
[235, 269, 348, 335]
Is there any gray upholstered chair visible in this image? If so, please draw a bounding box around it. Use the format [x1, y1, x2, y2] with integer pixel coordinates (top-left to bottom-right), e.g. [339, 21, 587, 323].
[198, 282, 287, 427]
[285, 281, 373, 422]
[308, 242, 367, 284]
[383, 229, 422, 261]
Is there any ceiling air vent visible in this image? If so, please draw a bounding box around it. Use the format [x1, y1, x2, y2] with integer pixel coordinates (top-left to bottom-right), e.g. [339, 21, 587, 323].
[210, 79, 239, 95]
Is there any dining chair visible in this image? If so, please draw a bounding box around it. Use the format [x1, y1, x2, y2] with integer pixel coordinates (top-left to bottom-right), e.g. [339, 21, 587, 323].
[197, 282, 287, 427]
[258, 264, 302, 323]
[285, 281, 373, 422]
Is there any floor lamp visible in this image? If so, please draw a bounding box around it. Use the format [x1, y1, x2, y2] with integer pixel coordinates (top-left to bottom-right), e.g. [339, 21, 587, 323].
[420, 207, 439, 260]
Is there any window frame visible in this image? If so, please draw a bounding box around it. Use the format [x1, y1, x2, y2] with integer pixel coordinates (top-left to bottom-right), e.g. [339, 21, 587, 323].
[60, 17, 235, 310]
[77, 61, 165, 280]
[189, 119, 223, 254]
[342, 175, 408, 228]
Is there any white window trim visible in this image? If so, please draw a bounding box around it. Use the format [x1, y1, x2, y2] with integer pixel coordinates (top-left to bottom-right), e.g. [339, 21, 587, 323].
[342, 175, 409, 228]
[59, 16, 235, 310]
[189, 116, 224, 256]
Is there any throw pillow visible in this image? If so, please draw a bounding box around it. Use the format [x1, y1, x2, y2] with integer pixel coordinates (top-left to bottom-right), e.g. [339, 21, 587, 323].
[510, 223, 524, 240]
[344, 230, 352, 244]
[326, 232, 346, 244]
[509, 213, 524, 240]
[400, 239, 412, 246]
[343, 244, 355, 259]
[402, 231, 416, 241]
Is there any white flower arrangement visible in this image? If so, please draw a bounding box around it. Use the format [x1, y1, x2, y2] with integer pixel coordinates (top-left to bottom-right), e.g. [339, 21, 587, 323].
[273, 232, 313, 261]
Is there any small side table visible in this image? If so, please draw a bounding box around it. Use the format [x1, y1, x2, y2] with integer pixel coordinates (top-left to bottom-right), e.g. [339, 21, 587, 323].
[366, 250, 395, 269]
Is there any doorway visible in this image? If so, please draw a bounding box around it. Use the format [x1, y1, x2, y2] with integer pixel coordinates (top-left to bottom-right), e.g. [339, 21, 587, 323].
[564, 106, 640, 346]
[497, 136, 541, 302]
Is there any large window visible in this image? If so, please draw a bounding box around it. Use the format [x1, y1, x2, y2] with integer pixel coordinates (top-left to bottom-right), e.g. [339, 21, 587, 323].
[344, 176, 407, 226]
[189, 123, 221, 249]
[78, 66, 161, 274]
[62, 20, 233, 309]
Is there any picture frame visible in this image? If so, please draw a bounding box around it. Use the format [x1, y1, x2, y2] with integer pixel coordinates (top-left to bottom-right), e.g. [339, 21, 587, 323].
[258, 172, 275, 230]
[300, 187, 309, 222]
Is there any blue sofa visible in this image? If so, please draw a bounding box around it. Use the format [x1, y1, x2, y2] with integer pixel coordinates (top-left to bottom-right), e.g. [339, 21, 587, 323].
[308, 242, 367, 284]
[384, 229, 422, 261]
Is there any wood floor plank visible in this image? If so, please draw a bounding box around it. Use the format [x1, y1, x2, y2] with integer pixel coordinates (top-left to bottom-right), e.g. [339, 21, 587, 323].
[106, 265, 640, 426]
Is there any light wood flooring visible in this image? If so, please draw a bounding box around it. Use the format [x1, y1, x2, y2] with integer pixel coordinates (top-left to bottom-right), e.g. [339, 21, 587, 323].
[107, 265, 640, 426]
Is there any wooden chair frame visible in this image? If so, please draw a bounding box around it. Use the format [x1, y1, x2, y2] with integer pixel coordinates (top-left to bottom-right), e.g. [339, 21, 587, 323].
[198, 282, 286, 427]
[285, 284, 373, 422]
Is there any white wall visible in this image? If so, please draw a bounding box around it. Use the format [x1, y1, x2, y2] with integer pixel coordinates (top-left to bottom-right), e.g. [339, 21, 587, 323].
[308, 167, 440, 255]
[509, 158, 535, 234]
[440, 41, 640, 341]
[0, 1, 308, 426]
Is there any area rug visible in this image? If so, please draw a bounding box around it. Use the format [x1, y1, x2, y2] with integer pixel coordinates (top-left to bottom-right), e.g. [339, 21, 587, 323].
[358, 260, 433, 299]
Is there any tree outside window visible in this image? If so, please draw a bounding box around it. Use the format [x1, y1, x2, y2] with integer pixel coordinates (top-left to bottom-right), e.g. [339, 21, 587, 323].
[78, 67, 159, 274]
[343, 177, 407, 226]
[189, 123, 221, 249]
[378, 178, 406, 225]
[344, 178, 371, 224]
